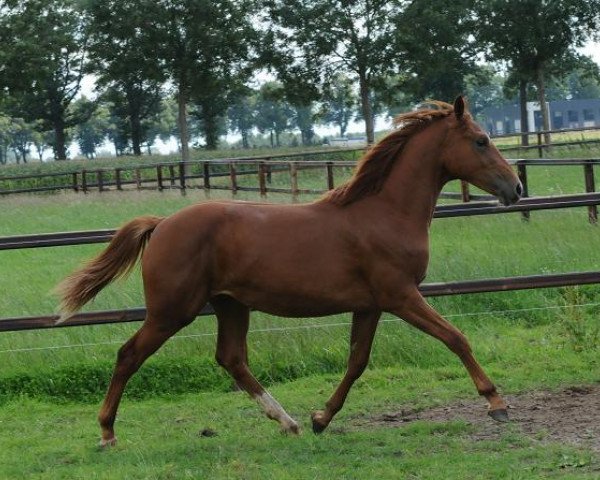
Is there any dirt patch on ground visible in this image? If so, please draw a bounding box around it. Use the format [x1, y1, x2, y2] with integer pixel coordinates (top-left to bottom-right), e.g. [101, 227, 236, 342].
[364, 384, 600, 452]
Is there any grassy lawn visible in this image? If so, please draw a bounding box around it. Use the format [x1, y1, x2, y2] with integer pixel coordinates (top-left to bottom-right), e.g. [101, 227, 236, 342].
[1, 356, 599, 479]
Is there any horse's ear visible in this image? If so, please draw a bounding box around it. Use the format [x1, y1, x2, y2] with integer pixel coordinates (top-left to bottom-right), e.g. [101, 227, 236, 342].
[454, 95, 465, 120]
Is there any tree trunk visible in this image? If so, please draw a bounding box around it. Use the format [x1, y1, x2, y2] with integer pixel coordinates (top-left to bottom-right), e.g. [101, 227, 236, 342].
[519, 79, 529, 146]
[130, 111, 143, 156]
[358, 72, 374, 144]
[53, 119, 68, 160]
[270, 130, 274, 148]
[241, 130, 249, 149]
[275, 130, 281, 147]
[202, 109, 219, 150]
[536, 66, 551, 145]
[177, 87, 190, 161]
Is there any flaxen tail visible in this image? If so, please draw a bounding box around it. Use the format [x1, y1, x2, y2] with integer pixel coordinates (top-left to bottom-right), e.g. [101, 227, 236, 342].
[55, 215, 164, 323]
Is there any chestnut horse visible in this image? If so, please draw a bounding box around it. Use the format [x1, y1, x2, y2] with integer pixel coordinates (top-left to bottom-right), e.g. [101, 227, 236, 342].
[56, 97, 522, 447]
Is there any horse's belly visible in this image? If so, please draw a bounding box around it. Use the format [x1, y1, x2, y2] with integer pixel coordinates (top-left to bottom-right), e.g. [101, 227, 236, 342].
[216, 281, 376, 318]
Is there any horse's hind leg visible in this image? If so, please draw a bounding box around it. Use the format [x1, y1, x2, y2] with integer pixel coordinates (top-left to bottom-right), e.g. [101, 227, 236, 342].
[97, 316, 189, 447]
[312, 310, 381, 433]
[212, 296, 300, 434]
[393, 290, 509, 421]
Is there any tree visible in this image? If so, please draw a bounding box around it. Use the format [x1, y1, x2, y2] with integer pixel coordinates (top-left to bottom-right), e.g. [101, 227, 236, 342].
[292, 104, 317, 146]
[267, 0, 404, 144]
[31, 129, 53, 162]
[463, 67, 507, 119]
[320, 75, 357, 138]
[228, 89, 257, 149]
[548, 57, 600, 100]
[476, 0, 600, 144]
[140, 0, 257, 159]
[0, 115, 11, 164]
[395, 0, 480, 102]
[255, 82, 294, 147]
[75, 101, 110, 159]
[7, 118, 36, 164]
[143, 98, 180, 155]
[0, 0, 89, 159]
[85, 0, 167, 156]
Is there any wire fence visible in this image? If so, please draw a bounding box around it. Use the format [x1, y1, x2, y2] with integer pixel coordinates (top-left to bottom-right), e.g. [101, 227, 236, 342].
[2, 301, 598, 355]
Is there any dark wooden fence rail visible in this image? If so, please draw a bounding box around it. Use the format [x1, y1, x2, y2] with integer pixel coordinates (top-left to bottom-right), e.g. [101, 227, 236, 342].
[1, 270, 598, 332]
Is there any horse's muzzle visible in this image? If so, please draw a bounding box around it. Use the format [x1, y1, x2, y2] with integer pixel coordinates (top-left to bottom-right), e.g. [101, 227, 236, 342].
[498, 180, 522, 206]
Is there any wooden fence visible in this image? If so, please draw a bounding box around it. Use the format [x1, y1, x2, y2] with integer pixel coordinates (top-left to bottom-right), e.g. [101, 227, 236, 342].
[2, 271, 599, 332]
[2, 124, 600, 197]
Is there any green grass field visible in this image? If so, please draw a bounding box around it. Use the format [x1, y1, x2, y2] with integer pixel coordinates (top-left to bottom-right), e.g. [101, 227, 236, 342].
[1, 155, 600, 478]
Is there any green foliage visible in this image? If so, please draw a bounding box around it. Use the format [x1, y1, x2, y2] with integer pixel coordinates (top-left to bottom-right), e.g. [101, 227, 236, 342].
[558, 288, 600, 352]
[255, 82, 295, 147]
[0, 0, 88, 159]
[475, 0, 600, 136]
[266, 0, 406, 143]
[395, 0, 480, 102]
[320, 75, 358, 138]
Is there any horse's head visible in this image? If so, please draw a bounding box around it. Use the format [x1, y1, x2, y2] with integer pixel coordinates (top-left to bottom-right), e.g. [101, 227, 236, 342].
[441, 96, 522, 206]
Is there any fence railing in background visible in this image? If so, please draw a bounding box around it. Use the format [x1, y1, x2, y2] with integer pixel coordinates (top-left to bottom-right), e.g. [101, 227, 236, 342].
[2, 133, 600, 223]
[1, 270, 599, 332]
[492, 125, 600, 157]
[2, 124, 600, 196]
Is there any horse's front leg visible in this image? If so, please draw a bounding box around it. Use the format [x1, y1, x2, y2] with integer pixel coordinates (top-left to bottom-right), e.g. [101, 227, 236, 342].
[312, 310, 381, 433]
[392, 290, 509, 421]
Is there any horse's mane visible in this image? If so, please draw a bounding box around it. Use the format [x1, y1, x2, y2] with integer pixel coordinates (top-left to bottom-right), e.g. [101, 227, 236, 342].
[324, 101, 459, 206]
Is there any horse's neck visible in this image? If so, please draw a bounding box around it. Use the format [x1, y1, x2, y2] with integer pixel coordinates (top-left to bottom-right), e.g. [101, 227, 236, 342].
[376, 123, 448, 225]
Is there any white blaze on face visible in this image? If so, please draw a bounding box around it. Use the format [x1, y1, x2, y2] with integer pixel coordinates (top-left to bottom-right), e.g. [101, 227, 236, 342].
[255, 391, 299, 433]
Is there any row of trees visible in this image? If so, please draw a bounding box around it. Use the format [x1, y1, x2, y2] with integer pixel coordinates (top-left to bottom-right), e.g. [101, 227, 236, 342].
[1, 0, 599, 161]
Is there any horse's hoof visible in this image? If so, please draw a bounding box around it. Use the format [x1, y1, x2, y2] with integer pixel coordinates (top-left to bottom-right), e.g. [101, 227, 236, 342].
[311, 411, 328, 434]
[98, 436, 117, 448]
[488, 408, 510, 423]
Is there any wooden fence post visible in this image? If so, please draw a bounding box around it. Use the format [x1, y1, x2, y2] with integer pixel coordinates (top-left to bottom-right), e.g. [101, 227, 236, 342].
[460, 181, 470, 203]
[584, 161, 598, 224]
[156, 165, 164, 191]
[135, 168, 141, 190]
[517, 162, 530, 221]
[229, 162, 238, 195]
[115, 168, 122, 191]
[178, 162, 186, 195]
[537, 132, 543, 158]
[81, 170, 87, 193]
[258, 161, 267, 197]
[266, 162, 272, 184]
[326, 162, 335, 190]
[168, 165, 176, 186]
[202, 162, 210, 191]
[97, 170, 104, 192]
[290, 162, 299, 202]
[71, 172, 78, 193]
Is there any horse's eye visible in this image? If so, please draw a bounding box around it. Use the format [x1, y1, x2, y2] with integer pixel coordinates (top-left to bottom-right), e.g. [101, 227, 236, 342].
[476, 136, 489, 147]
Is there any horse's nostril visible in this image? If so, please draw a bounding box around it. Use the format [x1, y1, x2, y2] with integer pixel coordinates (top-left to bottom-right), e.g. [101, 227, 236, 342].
[515, 182, 523, 197]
